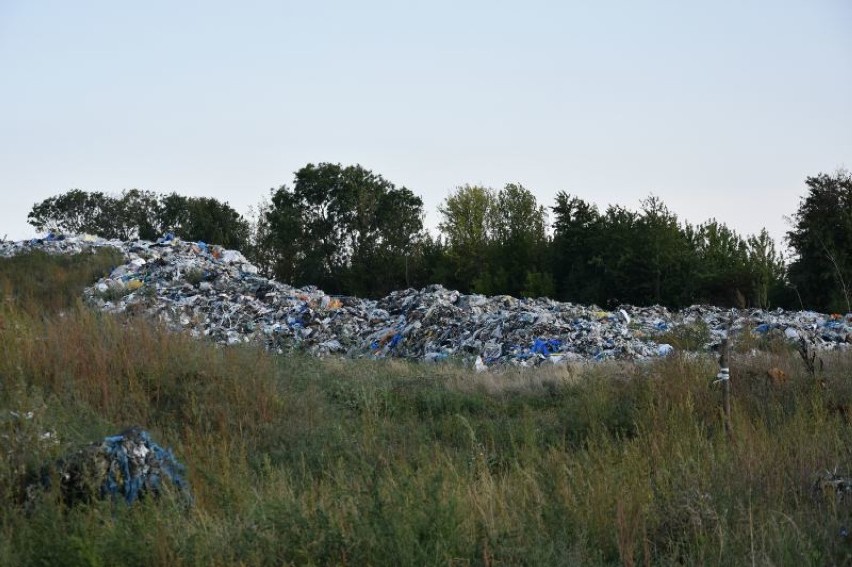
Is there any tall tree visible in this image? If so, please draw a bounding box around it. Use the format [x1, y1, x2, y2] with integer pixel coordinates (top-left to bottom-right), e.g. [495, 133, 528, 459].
[551, 192, 602, 303]
[633, 195, 692, 305]
[158, 193, 250, 250]
[787, 169, 852, 312]
[592, 204, 642, 305]
[487, 183, 550, 297]
[747, 228, 785, 309]
[550, 192, 785, 308]
[117, 189, 162, 241]
[260, 163, 424, 296]
[29, 189, 250, 248]
[437, 185, 495, 292]
[691, 220, 751, 306]
[29, 189, 119, 238]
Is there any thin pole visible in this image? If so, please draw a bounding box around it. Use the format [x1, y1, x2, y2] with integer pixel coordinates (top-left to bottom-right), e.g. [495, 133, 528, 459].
[720, 332, 731, 435]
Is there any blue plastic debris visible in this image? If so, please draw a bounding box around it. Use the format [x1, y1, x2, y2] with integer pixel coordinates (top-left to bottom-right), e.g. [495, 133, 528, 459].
[754, 323, 770, 334]
[531, 338, 562, 356]
[52, 427, 190, 506]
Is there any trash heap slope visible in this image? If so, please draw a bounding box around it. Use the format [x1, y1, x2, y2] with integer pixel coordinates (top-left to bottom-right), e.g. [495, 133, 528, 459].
[4, 234, 851, 366]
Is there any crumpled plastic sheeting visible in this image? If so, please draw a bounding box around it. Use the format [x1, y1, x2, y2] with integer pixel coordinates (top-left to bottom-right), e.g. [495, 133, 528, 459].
[3, 234, 851, 367]
[55, 427, 190, 505]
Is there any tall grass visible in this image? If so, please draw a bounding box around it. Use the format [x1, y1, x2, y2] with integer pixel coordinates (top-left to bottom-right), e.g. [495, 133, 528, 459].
[2, 250, 852, 565]
[0, 248, 123, 314]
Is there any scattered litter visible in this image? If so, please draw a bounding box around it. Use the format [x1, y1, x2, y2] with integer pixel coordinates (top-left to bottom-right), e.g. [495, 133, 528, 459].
[814, 469, 852, 504]
[657, 344, 674, 356]
[3, 234, 852, 368]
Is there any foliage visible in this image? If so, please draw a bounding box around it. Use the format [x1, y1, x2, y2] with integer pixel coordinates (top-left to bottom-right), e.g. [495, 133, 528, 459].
[31, 168, 852, 312]
[548, 193, 787, 308]
[438, 184, 494, 291]
[28, 190, 250, 251]
[158, 193, 250, 250]
[550, 192, 603, 303]
[487, 183, 549, 297]
[259, 163, 425, 296]
[27, 189, 161, 240]
[747, 228, 786, 309]
[787, 169, 852, 313]
[438, 183, 550, 296]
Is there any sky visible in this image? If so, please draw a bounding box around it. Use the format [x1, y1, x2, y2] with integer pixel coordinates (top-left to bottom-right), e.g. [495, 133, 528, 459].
[1, 0, 850, 250]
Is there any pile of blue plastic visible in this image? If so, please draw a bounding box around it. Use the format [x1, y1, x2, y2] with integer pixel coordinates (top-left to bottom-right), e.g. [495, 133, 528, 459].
[56, 427, 190, 505]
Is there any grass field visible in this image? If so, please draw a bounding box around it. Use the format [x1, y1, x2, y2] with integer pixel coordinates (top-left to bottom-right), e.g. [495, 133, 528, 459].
[2, 250, 852, 566]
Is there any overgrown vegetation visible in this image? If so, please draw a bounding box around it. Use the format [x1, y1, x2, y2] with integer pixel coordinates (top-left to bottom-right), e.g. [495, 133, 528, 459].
[2, 251, 852, 565]
[28, 168, 850, 310]
[0, 248, 122, 313]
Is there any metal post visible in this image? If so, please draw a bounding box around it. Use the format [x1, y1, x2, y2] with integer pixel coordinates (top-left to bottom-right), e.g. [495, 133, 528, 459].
[711, 315, 733, 436]
[720, 333, 731, 435]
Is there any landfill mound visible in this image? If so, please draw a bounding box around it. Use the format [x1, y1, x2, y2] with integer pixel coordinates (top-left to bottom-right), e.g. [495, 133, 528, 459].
[3, 234, 852, 366]
[22, 426, 190, 507]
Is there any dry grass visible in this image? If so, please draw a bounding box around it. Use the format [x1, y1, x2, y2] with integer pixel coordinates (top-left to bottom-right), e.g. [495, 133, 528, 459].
[2, 250, 852, 565]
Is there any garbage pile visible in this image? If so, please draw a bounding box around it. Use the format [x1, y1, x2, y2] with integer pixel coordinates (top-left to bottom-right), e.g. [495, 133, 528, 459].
[4, 234, 852, 367]
[0, 232, 124, 257]
[45, 427, 189, 506]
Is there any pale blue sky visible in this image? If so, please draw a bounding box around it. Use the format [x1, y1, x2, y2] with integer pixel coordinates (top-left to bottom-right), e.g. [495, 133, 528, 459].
[1, 0, 850, 249]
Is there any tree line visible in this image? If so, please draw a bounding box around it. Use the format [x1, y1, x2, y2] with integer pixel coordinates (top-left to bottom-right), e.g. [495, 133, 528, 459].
[26, 165, 852, 312]
[28, 189, 250, 250]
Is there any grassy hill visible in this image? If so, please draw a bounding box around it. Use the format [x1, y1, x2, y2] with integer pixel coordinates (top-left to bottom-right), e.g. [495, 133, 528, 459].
[2, 250, 852, 566]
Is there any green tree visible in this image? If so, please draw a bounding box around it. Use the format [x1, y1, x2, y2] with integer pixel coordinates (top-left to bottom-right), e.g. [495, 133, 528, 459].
[118, 189, 162, 240]
[486, 183, 550, 297]
[158, 193, 250, 250]
[254, 188, 303, 284]
[594, 204, 642, 305]
[550, 192, 782, 308]
[690, 220, 751, 307]
[260, 163, 424, 296]
[437, 185, 495, 292]
[550, 193, 602, 303]
[405, 233, 452, 290]
[29, 189, 119, 238]
[29, 189, 250, 248]
[28, 188, 162, 240]
[787, 169, 852, 312]
[633, 195, 691, 305]
[746, 228, 785, 309]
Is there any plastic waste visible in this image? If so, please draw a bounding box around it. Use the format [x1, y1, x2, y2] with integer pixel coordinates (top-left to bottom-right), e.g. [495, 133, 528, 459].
[3, 233, 852, 367]
[44, 427, 190, 506]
